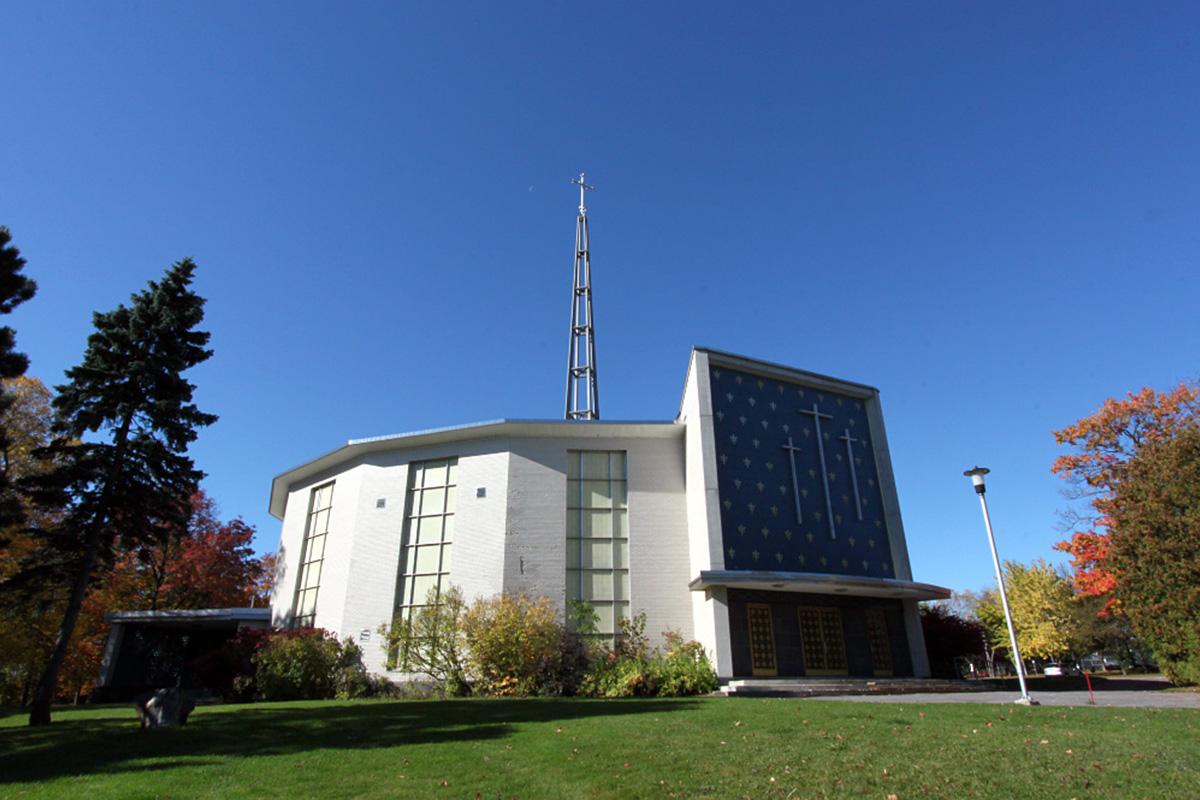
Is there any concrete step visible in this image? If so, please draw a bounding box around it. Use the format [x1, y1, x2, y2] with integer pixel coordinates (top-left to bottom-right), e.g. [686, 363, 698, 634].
[720, 677, 1002, 697]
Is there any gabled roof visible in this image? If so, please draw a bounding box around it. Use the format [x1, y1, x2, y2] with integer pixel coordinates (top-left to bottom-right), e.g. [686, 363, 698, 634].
[269, 418, 680, 519]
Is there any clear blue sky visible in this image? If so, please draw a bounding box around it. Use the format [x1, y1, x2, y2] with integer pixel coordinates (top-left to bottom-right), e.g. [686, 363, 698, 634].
[3, 2, 1198, 594]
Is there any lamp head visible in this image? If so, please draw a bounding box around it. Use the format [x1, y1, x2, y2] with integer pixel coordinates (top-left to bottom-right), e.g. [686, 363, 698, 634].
[963, 466, 990, 494]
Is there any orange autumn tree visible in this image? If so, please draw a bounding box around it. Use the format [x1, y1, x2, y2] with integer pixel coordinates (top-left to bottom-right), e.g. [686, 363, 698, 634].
[41, 491, 274, 701]
[1052, 382, 1199, 613]
[157, 491, 274, 609]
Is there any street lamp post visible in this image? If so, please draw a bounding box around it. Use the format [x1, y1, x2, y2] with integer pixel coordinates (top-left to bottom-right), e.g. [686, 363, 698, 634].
[963, 466, 1037, 706]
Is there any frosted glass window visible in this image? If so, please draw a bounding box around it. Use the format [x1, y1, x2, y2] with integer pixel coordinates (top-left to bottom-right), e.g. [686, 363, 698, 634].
[581, 510, 612, 538]
[413, 545, 441, 574]
[292, 481, 334, 628]
[394, 458, 458, 634]
[566, 450, 630, 640]
[581, 481, 613, 509]
[582, 572, 613, 600]
[423, 462, 447, 487]
[417, 516, 443, 544]
[582, 451, 610, 478]
[421, 487, 445, 515]
[581, 540, 612, 569]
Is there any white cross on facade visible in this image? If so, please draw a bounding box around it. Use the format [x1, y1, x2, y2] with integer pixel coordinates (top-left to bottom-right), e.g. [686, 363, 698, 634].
[780, 436, 804, 524]
[839, 428, 864, 521]
[799, 402, 836, 539]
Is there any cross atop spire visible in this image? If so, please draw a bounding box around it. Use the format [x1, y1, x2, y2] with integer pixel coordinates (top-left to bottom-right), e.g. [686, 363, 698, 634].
[570, 172, 595, 215]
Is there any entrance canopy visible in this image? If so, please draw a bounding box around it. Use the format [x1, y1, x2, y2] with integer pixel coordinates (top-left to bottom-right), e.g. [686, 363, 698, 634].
[689, 570, 951, 600]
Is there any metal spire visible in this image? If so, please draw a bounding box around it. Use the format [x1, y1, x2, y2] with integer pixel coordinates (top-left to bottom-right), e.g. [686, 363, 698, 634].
[565, 172, 599, 420]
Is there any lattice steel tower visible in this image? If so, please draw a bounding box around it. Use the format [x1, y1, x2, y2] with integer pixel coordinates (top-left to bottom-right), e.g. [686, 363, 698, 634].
[564, 172, 600, 420]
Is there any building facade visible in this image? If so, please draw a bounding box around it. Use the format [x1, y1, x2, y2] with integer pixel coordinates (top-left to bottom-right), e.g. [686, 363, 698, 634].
[268, 348, 949, 679]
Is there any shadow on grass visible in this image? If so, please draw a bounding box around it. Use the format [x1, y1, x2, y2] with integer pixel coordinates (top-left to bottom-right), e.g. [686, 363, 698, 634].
[982, 675, 1171, 693]
[0, 697, 701, 785]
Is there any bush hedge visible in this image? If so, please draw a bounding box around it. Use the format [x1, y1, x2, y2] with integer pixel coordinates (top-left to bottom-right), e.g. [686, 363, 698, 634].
[237, 593, 716, 702]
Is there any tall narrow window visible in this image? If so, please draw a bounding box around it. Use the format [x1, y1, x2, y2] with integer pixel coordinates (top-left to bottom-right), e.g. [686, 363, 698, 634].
[394, 458, 457, 626]
[293, 482, 333, 628]
[566, 450, 629, 639]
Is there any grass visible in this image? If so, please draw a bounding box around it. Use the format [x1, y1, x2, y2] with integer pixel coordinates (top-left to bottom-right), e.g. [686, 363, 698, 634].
[1, 697, 1197, 799]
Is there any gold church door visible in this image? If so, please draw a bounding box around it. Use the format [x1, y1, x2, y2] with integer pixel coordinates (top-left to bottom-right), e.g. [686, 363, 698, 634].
[865, 608, 894, 677]
[798, 607, 848, 676]
[746, 603, 778, 677]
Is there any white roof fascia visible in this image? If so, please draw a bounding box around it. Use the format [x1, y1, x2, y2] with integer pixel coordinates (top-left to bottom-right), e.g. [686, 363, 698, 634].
[269, 418, 681, 520]
[104, 608, 272, 623]
[688, 570, 950, 601]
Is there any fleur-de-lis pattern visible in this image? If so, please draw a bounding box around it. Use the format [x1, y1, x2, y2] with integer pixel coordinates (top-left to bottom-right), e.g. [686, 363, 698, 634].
[712, 365, 894, 578]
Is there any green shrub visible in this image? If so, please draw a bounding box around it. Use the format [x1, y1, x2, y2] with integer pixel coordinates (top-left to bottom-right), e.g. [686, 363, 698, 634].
[462, 593, 585, 696]
[253, 629, 343, 701]
[580, 618, 717, 698]
[381, 593, 716, 698]
[379, 586, 470, 696]
[655, 631, 719, 696]
[332, 638, 374, 699]
[582, 653, 658, 697]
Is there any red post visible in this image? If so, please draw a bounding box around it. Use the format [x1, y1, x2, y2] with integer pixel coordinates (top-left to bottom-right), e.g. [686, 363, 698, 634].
[1084, 671, 1096, 705]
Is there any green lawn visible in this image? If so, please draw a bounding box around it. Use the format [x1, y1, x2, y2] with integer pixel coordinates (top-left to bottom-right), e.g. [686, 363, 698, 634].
[1, 697, 1197, 799]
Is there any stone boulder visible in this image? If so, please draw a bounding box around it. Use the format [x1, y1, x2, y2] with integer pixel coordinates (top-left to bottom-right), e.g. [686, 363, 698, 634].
[135, 688, 196, 729]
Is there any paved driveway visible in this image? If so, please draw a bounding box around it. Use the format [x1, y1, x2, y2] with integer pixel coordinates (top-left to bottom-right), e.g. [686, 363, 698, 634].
[812, 677, 1200, 709]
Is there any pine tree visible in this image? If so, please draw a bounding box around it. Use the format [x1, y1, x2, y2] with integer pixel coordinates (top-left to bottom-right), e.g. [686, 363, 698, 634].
[0, 227, 39, 529]
[25, 259, 215, 725]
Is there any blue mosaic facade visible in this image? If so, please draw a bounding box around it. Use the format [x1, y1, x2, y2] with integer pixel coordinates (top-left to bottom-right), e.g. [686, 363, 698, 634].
[710, 364, 895, 579]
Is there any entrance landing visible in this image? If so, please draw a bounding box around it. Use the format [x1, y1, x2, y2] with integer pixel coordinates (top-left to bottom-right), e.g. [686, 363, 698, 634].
[720, 677, 1001, 698]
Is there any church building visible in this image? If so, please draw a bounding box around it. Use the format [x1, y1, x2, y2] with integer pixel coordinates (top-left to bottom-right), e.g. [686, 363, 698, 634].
[267, 347, 951, 681]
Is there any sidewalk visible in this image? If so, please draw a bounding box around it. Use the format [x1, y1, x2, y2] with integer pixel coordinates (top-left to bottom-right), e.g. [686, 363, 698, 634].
[811, 675, 1200, 708]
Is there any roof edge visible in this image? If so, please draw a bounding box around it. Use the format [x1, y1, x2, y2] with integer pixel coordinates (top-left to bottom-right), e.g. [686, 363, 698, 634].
[693, 346, 880, 396]
[688, 569, 950, 600]
[269, 418, 682, 520]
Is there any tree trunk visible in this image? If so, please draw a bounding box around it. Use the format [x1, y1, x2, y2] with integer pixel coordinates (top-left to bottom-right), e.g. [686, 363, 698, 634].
[28, 410, 134, 726]
[149, 535, 172, 611]
[27, 523, 103, 725]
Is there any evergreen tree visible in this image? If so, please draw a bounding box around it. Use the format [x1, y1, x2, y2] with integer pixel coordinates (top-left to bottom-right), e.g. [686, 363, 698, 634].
[24, 259, 215, 725]
[0, 227, 39, 529]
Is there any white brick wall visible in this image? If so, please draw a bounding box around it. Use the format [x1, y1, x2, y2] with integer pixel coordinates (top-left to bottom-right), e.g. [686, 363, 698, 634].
[270, 465, 362, 632]
[271, 428, 696, 674]
[447, 447, 510, 606]
[335, 444, 512, 674]
[337, 460, 408, 674]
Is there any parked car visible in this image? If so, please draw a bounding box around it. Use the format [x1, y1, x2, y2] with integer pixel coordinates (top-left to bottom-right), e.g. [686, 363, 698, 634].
[1079, 653, 1122, 672]
[1040, 660, 1080, 676]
